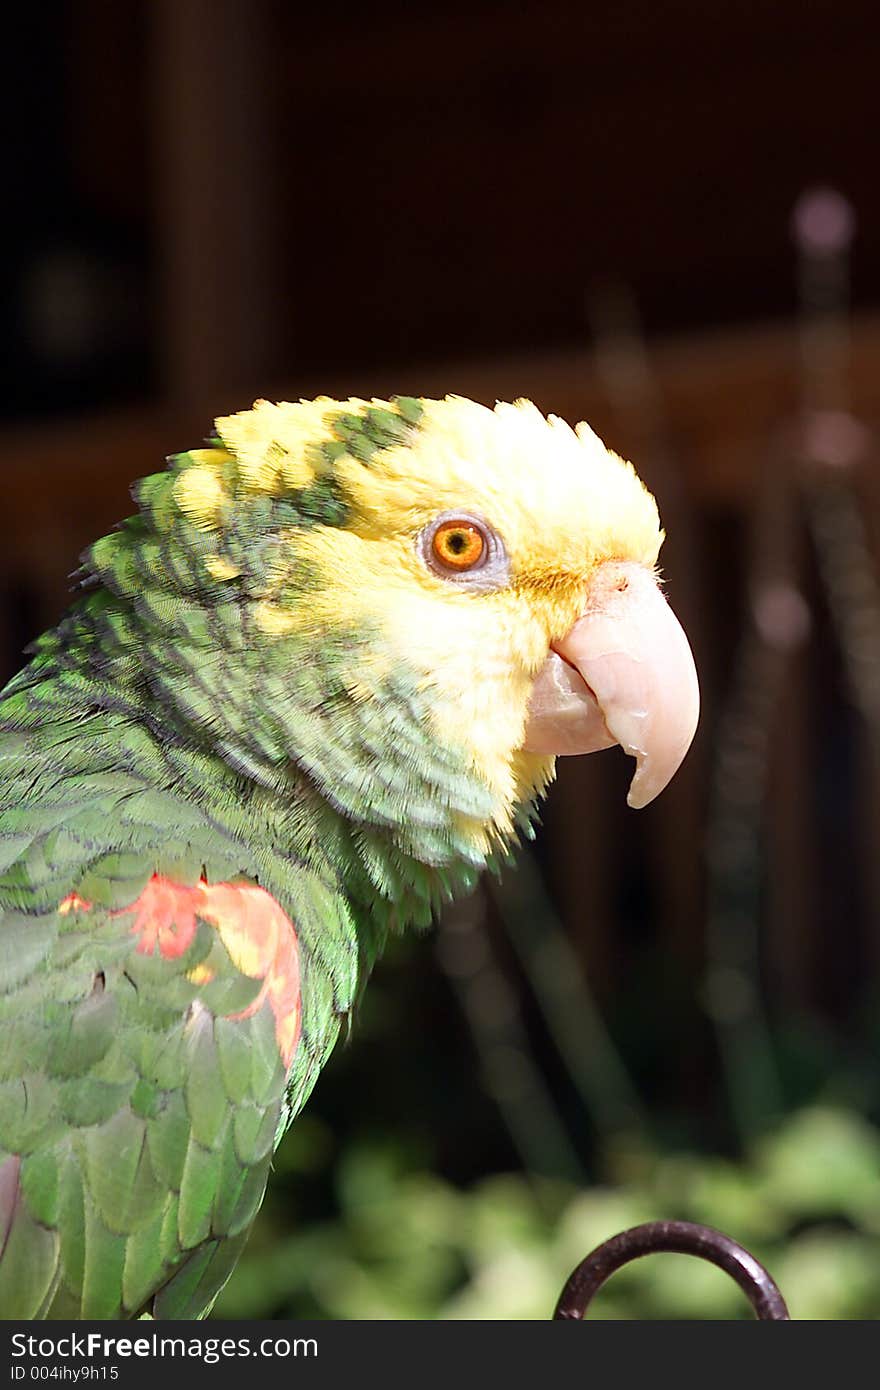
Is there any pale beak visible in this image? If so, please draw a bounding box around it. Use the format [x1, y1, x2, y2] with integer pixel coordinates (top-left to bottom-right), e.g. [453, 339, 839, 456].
[522, 561, 699, 808]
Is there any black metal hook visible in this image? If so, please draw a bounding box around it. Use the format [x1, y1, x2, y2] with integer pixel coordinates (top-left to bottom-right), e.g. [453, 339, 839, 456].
[553, 1219, 791, 1320]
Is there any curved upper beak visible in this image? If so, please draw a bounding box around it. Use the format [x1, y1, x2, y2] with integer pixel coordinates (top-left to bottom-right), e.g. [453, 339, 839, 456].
[522, 561, 699, 808]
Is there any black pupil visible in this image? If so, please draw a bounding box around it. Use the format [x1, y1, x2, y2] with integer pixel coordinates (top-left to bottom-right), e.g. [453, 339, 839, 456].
[447, 531, 468, 554]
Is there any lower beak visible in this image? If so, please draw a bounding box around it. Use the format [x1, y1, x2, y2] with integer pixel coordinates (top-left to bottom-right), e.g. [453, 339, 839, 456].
[522, 561, 699, 808]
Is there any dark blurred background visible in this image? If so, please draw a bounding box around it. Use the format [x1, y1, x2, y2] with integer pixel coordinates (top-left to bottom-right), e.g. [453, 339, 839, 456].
[5, 0, 880, 1318]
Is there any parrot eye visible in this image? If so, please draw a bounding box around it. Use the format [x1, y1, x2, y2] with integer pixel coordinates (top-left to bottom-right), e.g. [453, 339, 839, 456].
[419, 512, 509, 589]
[431, 519, 486, 571]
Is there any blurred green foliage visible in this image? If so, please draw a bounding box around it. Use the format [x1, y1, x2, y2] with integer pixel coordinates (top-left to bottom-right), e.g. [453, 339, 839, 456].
[206, 840, 880, 1324]
[215, 1104, 880, 1320]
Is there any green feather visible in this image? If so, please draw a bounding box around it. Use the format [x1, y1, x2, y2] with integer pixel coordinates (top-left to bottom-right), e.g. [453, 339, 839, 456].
[146, 1091, 191, 1192]
[80, 1194, 126, 1319]
[20, 1149, 61, 1226]
[177, 1138, 223, 1250]
[232, 1104, 277, 1167]
[48, 990, 117, 1078]
[82, 1109, 164, 1234]
[122, 1200, 171, 1312]
[0, 1186, 59, 1317]
[55, 1147, 86, 1298]
[184, 1020, 230, 1149]
[213, 1018, 256, 1104]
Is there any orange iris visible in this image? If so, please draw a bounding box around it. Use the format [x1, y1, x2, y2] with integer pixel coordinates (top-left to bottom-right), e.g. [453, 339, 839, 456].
[431, 520, 486, 571]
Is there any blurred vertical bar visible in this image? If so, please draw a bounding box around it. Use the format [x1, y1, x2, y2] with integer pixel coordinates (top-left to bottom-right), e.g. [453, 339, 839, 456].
[587, 280, 706, 981]
[151, 0, 282, 407]
[704, 547, 791, 1137]
[488, 853, 648, 1148]
[761, 526, 816, 1011]
[702, 387, 811, 1139]
[793, 189, 853, 417]
[793, 191, 880, 987]
[438, 889, 587, 1182]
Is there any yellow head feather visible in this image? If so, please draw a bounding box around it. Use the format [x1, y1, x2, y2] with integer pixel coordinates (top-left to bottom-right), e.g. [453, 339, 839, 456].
[178, 394, 663, 853]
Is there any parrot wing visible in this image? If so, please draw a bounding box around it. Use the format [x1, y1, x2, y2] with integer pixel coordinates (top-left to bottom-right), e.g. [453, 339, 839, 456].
[0, 778, 344, 1319]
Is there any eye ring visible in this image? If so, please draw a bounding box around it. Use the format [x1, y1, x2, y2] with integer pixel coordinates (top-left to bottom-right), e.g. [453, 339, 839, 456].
[418, 511, 509, 591]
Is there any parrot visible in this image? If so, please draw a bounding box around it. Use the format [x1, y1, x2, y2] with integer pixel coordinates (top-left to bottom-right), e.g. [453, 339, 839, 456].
[0, 394, 698, 1319]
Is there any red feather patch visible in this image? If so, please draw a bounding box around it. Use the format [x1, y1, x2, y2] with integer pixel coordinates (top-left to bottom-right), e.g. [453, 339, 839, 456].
[60, 876, 302, 1069]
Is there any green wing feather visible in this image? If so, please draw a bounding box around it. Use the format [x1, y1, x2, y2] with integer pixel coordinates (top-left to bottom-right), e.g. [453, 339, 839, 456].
[0, 802, 343, 1318]
[0, 713, 355, 1318]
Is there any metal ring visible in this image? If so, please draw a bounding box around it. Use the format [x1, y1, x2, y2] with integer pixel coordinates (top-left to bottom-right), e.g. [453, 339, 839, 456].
[553, 1219, 790, 1320]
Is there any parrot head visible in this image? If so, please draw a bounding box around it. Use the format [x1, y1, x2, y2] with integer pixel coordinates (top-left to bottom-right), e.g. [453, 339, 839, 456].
[156, 395, 694, 840]
[86, 393, 698, 885]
